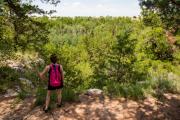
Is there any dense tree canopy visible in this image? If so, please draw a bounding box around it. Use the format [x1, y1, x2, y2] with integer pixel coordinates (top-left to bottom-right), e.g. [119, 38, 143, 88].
[0, 0, 60, 53]
[0, 0, 60, 16]
[139, 0, 180, 31]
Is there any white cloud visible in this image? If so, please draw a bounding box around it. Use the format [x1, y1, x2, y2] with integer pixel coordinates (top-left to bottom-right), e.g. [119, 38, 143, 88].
[63, 2, 69, 6]
[58, 4, 139, 17]
[96, 4, 104, 8]
[72, 2, 81, 6]
[33, 0, 141, 17]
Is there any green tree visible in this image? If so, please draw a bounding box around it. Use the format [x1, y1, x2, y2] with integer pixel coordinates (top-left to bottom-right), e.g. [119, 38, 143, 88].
[109, 25, 136, 82]
[0, 0, 60, 17]
[139, 0, 180, 31]
[0, 0, 60, 53]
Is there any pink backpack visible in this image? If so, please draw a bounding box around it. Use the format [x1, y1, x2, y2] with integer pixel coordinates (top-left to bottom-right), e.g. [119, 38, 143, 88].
[49, 64, 62, 87]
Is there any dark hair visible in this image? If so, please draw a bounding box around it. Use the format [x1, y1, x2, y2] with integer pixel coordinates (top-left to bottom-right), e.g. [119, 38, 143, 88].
[50, 54, 57, 64]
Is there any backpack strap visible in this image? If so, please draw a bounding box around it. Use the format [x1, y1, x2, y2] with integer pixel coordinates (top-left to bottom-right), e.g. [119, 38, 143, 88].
[49, 64, 57, 75]
[48, 64, 52, 73]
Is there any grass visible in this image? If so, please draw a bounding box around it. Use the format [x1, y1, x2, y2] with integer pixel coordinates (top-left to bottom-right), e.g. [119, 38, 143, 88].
[18, 90, 29, 100]
[62, 87, 78, 102]
[102, 76, 179, 100]
[35, 86, 77, 108]
[103, 80, 146, 100]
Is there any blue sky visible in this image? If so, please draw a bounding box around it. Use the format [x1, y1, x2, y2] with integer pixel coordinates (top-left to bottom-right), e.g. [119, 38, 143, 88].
[32, 0, 141, 17]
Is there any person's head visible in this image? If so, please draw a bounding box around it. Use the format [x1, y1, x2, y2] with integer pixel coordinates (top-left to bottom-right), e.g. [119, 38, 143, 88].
[50, 54, 57, 64]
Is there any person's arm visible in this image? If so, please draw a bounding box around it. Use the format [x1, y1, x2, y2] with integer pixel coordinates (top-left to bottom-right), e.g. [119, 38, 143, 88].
[60, 65, 64, 80]
[38, 65, 50, 80]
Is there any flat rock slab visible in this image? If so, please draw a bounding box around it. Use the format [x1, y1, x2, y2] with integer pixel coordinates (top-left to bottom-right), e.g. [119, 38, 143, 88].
[0, 93, 179, 120]
[0, 97, 36, 120]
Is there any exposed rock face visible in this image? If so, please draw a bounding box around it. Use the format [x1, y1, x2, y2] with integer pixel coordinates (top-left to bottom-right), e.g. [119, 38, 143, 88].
[6, 60, 25, 73]
[6, 58, 44, 72]
[2, 86, 22, 98]
[4, 89, 18, 98]
[15, 85, 21, 93]
[19, 77, 35, 90]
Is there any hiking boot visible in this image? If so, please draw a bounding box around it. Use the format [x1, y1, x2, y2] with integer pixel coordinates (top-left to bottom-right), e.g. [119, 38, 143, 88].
[43, 107, 48, 113]
[57, 103, 62, 108]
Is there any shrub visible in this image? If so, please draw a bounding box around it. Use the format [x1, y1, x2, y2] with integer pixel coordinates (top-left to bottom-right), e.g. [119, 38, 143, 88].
[0, 66, 19, 93]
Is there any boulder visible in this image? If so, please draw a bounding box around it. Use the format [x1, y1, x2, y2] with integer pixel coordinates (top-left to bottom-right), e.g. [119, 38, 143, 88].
[78, 89, 103, 103]
[86, 88, 103, 97]
[4, 89, 18, 98]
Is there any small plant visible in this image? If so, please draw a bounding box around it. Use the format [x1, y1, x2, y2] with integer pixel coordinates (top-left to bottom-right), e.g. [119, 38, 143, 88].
[35, 86, 46, 106]
[151, 79, 177, 100]
[104, 80, 146, 100]
[18, 90, 28, 100]
[62, 87, 77, 102]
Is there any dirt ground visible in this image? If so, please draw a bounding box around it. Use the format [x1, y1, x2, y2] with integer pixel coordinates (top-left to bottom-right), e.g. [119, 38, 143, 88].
[0, 93, 180, 120]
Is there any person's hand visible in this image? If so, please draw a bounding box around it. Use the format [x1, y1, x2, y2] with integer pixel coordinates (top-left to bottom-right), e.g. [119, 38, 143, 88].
[38, 72, 47, 80]
[38, 72, 43, 79]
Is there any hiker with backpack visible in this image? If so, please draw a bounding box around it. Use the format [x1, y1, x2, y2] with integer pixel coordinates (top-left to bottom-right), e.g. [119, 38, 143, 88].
[38, 54, 64, 113]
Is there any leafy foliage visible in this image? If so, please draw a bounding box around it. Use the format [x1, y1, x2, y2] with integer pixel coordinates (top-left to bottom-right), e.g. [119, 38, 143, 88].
[0, 0, 59, 55]
[139, 0, 180, 30]
[39, 17, 179, 99]
[0, 4, 179, 101]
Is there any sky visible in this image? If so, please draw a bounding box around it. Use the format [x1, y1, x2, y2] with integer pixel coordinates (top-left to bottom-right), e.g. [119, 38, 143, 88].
[32, 0, 141, 17]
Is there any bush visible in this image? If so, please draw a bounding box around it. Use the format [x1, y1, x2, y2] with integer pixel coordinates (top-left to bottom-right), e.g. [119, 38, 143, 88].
[18, 90, 29, 100]
[0, 66, 19, 93]
[62, 87, 77, 102]
[150, 79, 177, 99]
[103, 80, 146, 100]
[103, 73, 179, 100]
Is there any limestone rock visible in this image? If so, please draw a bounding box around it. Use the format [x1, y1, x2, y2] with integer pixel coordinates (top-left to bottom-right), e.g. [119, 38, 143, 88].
[19, 78, 34, 90]
[4, 89, 18, 98]
[86, 88, 103, 97]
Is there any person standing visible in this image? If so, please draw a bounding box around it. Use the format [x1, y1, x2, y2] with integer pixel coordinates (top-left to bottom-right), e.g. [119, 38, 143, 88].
[39, 54, 64, 113]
